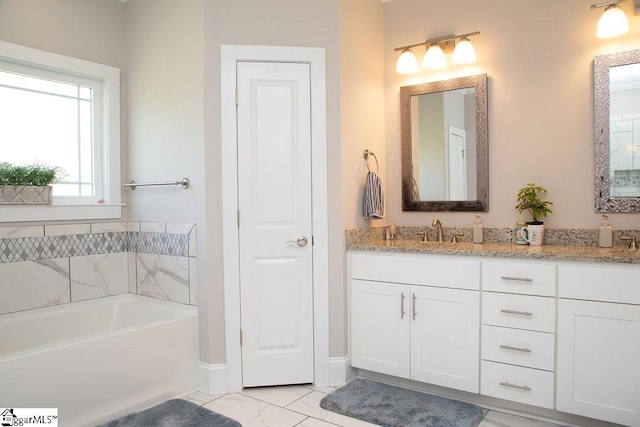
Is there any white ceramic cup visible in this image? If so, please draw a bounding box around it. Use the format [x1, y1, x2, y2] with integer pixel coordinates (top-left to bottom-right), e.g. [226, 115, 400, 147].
[522, 224, 544, 246]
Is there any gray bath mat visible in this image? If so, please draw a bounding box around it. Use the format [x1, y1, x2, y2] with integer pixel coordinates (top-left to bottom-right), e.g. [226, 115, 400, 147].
[98, 398, 241, 427]
[320, 379, 485, 427]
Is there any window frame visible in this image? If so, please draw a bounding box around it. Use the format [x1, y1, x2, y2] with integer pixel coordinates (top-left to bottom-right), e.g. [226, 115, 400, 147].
[0, 41, 121, 222]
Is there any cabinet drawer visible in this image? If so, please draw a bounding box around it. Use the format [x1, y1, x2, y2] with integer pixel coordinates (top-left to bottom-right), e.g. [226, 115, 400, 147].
[483, 293, 555, 332]
[350, 252, 480, 290]
[481, 360, 555, 409]
[482, 261, 555, 296]
[482, 325, 554, 371]
[559, 264, 640, 305]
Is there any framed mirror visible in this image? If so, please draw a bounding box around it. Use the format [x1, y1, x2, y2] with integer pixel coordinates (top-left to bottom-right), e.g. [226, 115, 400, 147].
[595, 49, 640, 212]
[401, 74, 488, 211]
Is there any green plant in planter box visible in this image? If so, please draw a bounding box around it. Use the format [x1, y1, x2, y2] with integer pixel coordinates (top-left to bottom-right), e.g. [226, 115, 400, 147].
[515, 183, 553, 224]
[0, 162, 62, 186]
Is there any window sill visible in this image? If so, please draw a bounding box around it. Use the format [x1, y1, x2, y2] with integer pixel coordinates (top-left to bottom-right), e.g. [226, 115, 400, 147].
[0, 204, 124, 223]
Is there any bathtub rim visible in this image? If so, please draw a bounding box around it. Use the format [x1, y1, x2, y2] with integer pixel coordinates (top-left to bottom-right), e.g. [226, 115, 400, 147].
[0, 293, 197, 362]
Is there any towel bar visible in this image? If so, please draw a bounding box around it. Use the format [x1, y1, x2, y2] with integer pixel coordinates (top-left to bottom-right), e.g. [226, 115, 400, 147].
[123, 178, 190, 190]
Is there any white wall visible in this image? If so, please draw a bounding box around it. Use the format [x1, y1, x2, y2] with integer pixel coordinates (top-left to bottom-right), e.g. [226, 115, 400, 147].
[124, 0, 209, 359]
[203, 0, 344, 361]
[125, 0, 205, 225]
[0, 0, 125, 67]
[201, 0, 384, 360]
[339, 0, 385, 357]
[384, 0, 640, 229]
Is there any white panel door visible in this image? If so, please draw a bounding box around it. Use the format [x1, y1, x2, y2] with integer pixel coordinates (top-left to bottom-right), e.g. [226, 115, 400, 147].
[350, 280, 411, 378]
[237, 61, 313, 387]
[411, 286, 480, 393]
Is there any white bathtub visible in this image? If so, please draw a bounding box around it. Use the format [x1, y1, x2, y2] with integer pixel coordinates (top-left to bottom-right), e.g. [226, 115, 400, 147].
[0, 294, 198, 427]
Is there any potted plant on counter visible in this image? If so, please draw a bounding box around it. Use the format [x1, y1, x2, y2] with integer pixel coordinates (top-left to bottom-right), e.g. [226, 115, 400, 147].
[515, 182, 553, 246]
[0, 162, 62, 205]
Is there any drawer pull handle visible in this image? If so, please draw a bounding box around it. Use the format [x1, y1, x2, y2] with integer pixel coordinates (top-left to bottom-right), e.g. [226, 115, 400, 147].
[500, 309, 533, 317]
[500, 344, 532, 353]
[500, 381, 531, 391]
[400, 293, 406, 319]
[500, 276, 533, 282]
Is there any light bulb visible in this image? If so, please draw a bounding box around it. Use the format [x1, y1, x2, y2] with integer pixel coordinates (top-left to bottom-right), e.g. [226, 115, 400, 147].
[452, 37, 477, 64]
[596, 4, 629, 38]
[423, 44, 446, 69]
[396, 49, 419, 74]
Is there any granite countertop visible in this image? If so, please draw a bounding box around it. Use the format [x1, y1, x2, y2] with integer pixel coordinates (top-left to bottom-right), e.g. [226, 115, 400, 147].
[347, 239, 640, 264]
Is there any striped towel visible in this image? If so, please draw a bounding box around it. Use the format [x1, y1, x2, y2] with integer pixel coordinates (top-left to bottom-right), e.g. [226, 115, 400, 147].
[363, 171, 384, 219]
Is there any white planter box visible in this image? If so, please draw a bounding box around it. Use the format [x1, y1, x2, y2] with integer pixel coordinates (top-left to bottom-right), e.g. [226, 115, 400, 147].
[0, 185, 52, 205]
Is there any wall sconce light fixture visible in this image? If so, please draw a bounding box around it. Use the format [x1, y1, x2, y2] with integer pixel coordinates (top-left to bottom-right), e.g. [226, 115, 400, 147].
[394, 31, 480, 74]
[591, 0, 629, 38]
[423, 44, 447, 69]
[396, 49, 419, 74]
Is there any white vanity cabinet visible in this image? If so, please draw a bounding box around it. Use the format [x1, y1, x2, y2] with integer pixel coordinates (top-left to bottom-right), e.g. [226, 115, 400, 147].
[350, 252, 480, 393]
[480, 260, 557, 409]
[557, 264, 640, 427]
[348, 246, 640, 426]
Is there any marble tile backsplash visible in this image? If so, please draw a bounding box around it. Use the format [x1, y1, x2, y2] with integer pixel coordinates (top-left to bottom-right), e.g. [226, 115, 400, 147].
[70, 252, 129, 303]
[136, 253, 190, 304]
[0, 222, 197, 315]
[0, 258, 71, 315]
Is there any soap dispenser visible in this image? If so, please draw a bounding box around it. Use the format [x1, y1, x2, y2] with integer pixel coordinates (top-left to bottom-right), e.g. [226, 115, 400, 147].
[599, 214, 613, 248]
[473, 214, 483, 244]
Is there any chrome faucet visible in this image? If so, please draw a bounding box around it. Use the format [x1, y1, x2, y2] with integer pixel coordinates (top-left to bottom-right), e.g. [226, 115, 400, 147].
[432, 219, 445, 243]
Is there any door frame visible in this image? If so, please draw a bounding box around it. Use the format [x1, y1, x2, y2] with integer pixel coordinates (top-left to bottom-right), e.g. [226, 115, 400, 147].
[221, 45, 329, 392]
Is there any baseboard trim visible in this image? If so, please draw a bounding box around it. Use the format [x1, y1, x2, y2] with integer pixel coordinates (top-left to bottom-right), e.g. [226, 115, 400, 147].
[199, 359, 352, 392]
[329, 355, 356, 387]
[198, 362, 227, 394]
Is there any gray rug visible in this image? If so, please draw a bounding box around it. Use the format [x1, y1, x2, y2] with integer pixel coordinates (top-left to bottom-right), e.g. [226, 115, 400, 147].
[98, 398, 241, 427]
[320, 379, 485, 427]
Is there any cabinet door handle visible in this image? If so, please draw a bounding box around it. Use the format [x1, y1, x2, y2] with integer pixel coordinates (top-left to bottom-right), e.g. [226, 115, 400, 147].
[500, 276, 533, 282]
[500, 309, 533, 317]
[412, 293, 417, 320]
[499, 381, 531, 391]
[499, 344, 532, 353]
[400, 292, 406, 319]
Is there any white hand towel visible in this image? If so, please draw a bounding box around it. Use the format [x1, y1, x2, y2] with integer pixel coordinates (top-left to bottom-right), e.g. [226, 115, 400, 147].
[363, 171, 384, 219]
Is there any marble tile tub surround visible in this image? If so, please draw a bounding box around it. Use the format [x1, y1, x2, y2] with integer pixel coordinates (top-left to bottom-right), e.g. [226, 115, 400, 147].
[346, 225, 640, 247]
[0, 222, 197, 315]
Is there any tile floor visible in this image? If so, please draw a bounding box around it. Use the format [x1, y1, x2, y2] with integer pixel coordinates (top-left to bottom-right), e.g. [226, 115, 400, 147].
[184, 384, 564, 427]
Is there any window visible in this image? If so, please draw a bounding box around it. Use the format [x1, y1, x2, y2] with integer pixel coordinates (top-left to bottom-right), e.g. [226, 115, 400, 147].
[0, 41, 121, 222]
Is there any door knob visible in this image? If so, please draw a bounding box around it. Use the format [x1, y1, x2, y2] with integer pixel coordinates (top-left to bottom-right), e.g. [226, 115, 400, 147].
[287, 236, 308, 247]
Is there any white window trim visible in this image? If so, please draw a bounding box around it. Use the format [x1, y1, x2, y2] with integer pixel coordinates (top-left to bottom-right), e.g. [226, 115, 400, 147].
[0, 41, 122, 222]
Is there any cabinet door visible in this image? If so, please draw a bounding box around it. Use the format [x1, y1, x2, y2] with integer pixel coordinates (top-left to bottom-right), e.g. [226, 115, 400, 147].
[557, 299, 640, 426]
[410, 286, 480, 393]
[350, 279, 410, 378]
